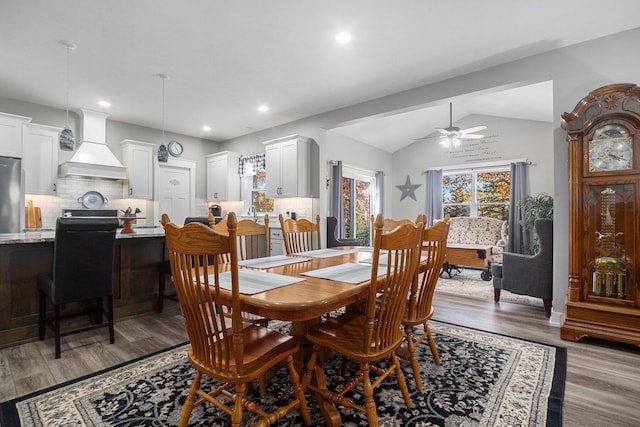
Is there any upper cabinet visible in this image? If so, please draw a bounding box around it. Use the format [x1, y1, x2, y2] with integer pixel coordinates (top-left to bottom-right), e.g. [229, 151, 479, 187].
[0, 112, 32, 158]
[120, 139, 154, 199]
[264, 135, 318, 198]
[206, 151, 241, 201]
[23, 123, 61, 195]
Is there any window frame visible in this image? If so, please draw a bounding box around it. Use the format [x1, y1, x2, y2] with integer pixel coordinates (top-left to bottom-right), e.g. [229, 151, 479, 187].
[442, 166, 510, 219]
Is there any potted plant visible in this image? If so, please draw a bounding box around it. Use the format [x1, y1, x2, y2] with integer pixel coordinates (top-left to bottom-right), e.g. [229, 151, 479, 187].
[519, 193, 553, 254]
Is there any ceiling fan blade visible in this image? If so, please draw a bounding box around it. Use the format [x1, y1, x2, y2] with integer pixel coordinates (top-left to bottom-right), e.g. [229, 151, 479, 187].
[459, 125, 487, 134]
[436, 128, 451, 135]
[460, 134, 485, 140]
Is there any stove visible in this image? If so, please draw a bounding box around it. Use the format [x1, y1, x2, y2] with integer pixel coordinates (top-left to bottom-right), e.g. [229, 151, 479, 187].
[62, 209, 118, 218]
[61, 209, 122, 227]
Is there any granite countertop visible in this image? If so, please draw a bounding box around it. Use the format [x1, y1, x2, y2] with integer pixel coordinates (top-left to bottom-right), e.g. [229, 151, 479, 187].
[0, 227, 165, 245]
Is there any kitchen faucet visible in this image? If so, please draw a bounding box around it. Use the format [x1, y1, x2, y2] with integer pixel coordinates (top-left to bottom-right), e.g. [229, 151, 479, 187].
[248, 205, 256, 219]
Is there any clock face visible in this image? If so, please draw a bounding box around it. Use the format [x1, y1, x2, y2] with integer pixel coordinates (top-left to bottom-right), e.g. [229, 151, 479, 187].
[168, 141, 183, 157]
[588, 124, 633, 172]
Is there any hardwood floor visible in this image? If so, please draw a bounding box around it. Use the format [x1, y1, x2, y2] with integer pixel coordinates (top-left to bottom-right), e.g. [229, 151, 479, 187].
[1, 294, 639, 426]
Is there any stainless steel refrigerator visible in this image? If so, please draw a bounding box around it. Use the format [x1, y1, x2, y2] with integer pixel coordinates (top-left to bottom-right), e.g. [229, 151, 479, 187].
[0, 157, 23, 233]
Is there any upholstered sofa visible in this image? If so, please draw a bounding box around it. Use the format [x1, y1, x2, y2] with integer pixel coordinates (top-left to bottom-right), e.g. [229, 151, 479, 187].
[446, 216, 508, 265]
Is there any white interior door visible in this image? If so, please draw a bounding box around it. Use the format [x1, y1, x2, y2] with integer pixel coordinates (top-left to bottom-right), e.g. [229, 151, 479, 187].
[154, 158, 196, 226]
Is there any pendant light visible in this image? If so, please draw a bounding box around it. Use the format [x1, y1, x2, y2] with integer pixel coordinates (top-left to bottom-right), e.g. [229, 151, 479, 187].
[59, 40, 77, 151]
[157, 73, 170, 162]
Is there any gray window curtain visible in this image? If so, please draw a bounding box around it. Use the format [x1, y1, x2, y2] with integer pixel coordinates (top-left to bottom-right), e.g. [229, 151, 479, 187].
[425, 169, 443, 227]
[375, 170, 384, 215]
[507, 161, 528, 254]
[330, 161, 344, 237]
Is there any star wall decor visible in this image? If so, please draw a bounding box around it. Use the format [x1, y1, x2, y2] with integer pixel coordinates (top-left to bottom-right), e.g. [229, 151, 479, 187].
[396, 175, 421, 201]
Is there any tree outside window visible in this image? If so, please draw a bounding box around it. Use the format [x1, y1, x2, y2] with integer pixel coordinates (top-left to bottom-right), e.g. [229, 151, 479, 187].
[443, 169, 510, 220]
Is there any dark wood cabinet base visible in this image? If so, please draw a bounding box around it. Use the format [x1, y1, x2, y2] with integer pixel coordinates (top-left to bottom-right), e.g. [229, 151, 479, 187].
[0, 237, 165, 348]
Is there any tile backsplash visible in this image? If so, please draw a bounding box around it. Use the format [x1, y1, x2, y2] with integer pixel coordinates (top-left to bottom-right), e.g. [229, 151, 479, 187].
[26, 176, 156, 229]
[27, 176, 317, 230]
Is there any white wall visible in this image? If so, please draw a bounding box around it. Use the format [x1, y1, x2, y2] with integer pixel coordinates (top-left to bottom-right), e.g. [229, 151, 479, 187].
[325, 131, 393, 216]
[218, 27, 640, 326]
[391, 114, 553, 221]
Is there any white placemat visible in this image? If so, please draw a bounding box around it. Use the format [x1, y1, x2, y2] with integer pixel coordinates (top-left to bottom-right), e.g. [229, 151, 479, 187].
[294, 248, 359, 258]
[238, 255, 311, 269]
[210, 269, 305, 295]
[301, 262, 386, 284]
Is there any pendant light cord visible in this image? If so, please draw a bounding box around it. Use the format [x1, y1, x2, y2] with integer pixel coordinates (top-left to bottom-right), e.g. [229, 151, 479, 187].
[161, 77, 166, 144]
[65, 45, 70, 127]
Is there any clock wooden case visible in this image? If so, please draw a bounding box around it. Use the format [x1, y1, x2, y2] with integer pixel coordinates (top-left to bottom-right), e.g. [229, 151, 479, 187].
[561, 83, 640, 345]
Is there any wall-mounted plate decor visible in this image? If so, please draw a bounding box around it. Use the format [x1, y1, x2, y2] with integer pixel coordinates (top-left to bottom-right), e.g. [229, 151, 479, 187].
[77, 191, 107, 209]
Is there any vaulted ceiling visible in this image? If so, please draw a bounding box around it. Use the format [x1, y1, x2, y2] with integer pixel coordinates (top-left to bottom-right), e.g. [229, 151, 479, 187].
[2, 1, 639, 152]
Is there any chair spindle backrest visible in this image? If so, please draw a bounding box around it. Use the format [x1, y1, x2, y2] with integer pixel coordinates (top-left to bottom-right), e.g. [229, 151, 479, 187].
[213, 214, 270, 260]
[163, 212, 245, 374]
[363, 214, 423, 354]
[408, 219, 450, 321]
[279, 214, 321, 255]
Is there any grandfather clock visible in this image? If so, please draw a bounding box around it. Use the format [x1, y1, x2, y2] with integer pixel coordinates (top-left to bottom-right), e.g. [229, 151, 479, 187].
[561, 83, 640, 344]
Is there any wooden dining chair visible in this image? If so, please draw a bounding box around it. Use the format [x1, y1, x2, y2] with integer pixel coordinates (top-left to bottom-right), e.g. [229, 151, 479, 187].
[163, 212, 311, 427]
[213, 214, 270, 261]
[279, 213, 321, 255]
[157, 215, 211, 313]
[301, 214, 423, 426]
[211, 214, 271, 330]
[400, 218, 450, 391]
[372, 213, 427, 234]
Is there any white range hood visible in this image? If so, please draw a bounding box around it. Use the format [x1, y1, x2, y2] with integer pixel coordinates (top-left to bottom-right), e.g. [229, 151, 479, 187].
[58, 109, 127, 180]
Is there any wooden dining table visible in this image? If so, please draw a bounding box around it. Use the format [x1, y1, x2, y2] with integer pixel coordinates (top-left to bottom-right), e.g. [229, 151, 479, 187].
[231, 247, 379, 426]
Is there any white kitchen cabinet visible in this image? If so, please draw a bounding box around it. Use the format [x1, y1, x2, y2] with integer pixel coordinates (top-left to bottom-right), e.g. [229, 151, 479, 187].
[120, 139, 154, 199]
[206, 151, 241, 201]
[264, 135, 318, 198]
[0, 112, 32, 158]
[270, 227, 284, 256]
[23, 123, 61, 195]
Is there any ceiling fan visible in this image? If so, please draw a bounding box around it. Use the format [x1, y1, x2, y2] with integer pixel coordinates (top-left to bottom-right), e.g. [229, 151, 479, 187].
[416, 102, 487, 148]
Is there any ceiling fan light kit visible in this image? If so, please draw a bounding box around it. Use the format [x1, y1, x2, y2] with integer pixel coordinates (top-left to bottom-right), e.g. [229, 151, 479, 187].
[435, 102, 487, 148]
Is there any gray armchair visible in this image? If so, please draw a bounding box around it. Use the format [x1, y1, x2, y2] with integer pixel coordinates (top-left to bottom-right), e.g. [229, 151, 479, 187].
[491, 218, 553, 316]
[326, 216, 362, 248]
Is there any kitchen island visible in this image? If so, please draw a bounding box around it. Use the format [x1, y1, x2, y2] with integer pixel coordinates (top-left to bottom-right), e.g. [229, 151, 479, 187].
[0, 227, 167, 347]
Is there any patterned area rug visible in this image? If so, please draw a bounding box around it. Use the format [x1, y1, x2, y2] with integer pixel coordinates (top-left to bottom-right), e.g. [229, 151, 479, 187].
[436, 268, 545, 308]
[0, 321, 565, 427]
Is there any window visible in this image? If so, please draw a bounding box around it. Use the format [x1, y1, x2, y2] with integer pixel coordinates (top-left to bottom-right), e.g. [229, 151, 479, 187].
[443, 168, 510, 220]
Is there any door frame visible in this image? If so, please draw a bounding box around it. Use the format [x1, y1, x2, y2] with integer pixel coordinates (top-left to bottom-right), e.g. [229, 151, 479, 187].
[153, 157, 196, 225]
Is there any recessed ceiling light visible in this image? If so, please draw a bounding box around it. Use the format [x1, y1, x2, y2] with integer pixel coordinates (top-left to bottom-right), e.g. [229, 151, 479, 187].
[98, 100, 111, 108]
[335, 31, 352, 44]
[202, 125, 212, 132]
[258, 105, 269, 112]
